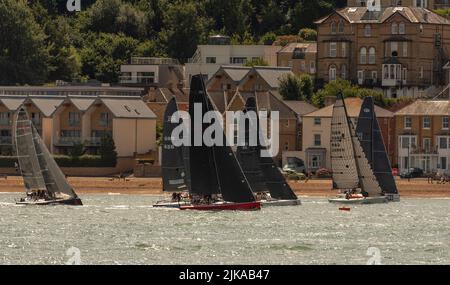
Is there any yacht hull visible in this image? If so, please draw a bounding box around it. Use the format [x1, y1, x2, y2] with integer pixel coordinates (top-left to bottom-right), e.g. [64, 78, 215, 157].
[261, 199, 301, 207]
[180, 201, 261, 211]
[328, 196, 388, 205]
[16, 197, 83, 206]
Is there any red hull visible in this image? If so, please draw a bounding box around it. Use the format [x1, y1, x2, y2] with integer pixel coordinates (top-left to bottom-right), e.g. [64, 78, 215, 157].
[179, 201, 261, 211]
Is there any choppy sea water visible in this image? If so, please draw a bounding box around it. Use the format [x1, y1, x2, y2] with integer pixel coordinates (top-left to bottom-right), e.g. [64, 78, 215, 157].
[0, 193, 449, 265]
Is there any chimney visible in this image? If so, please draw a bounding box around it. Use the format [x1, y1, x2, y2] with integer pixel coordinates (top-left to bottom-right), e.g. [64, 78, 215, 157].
[324, 96, 337, 107]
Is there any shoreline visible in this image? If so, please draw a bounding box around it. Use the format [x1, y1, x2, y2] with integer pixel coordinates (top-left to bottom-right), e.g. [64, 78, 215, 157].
[0, 176, 449, 198]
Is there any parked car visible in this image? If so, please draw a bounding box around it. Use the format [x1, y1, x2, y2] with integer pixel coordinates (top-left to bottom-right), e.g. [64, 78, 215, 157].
[399, 168, 424, 179]
[283, 157, 306, 174]
[316, 168, 332, 178]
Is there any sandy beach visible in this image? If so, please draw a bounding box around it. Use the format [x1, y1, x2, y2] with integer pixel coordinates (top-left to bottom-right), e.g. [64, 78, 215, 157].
[0, 176, 448, 198]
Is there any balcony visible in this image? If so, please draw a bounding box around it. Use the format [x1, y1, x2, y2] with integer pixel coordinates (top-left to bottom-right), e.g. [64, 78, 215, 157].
[0, 136, 12, 145]
[54, 137, 83, 147]
[129, 57, 179, 65]
[410, 146, 439, 156]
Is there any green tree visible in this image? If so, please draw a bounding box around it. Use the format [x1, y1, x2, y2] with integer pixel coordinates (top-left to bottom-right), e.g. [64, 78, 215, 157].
[299, 74, 314, 101]
[299, 28, 317, 42]
[0, 0, 50, 85]
[244, 58, 269, 67]
[159, 1, 211, 62]
[260, 32, 277, 45]
[100, 135, 118, 167]
[80, 33, 138, 82]
[279, 74, 303, 101]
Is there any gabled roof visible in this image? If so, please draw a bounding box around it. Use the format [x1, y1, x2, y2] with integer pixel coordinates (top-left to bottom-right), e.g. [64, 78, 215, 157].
[29, 97, 64, 117]
[0, 98, 25, 111]
[240, 67, 293, 89]
[216, 66, 252, 83]
[304, 97, 394, 118]
[100, 97, 157, 119]
[68, 97, 96, 111]
[283, 100, 318, 117]
[208, 92, 227, 113]
[157, 88, 189, 103]
[395, 100, 450, 116]
[315, 7, 450, 25]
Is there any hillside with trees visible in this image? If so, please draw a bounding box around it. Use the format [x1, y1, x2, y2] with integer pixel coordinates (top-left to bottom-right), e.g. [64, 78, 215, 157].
[0, 0, 346, 85]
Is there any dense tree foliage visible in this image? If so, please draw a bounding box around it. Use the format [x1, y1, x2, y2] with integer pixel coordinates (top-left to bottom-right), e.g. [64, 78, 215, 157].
[0, 0, 347, 85]
[279, 74, 313, 101]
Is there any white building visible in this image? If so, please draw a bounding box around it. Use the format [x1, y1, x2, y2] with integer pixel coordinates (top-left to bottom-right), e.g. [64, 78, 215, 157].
[185, 36, 281, 86]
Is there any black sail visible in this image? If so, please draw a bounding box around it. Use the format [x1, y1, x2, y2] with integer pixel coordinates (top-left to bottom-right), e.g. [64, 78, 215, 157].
[356, 97, 398, 195]
[236, 98, 269, 194]
[190, 75, 255, 203]
[189, 75, 220, 196]
[162, 97, 189, 192]
[242, 98, 297, 200]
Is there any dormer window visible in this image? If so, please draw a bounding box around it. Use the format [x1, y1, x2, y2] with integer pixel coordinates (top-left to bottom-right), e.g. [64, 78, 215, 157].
[293, 48, 306, 59]
[364, 25, 372, 37]
[338, 21, 344, 33]
[391, 23, 398, 35]
[331, 22, 337, 34]
[399, 22, 405, 34]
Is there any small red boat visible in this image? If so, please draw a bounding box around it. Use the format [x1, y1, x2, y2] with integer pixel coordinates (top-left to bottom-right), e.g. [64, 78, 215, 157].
[180, 201, 261, 211]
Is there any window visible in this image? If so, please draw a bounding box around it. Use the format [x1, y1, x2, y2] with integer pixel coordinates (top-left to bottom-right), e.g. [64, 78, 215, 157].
[288, 60, 293, 67]
[329, 65, 337, 81]
[358, 70, 364, 85]
[443, 117, 449, 129]
[404, 116, 412, 129]
[314, 117, 321, 125]
[371, 71, 378, 81]
[341, 65, 347, 79]
[206, 57, 216, 64]
[121, 72, 132, 81]
[368, 47, 376, 64]
[401, 136, 416, 149]
[310, 61, 316, 73]
[31, 113, 41, 126]
[314, 134, 321, 146]
[137, 72, 155, 84]
[301, 61, 306, 71]
[439, 137, 448, 149]
[440, 157, 448, 170]
[311, 155, 321, 168]
[69, 112, 81, 126]
[423, 117, 431, 129]
[403, 42, 408, 57]
[338, 21, 344, 33]
[341, 42, 347, 57]
[360, 47, 367, 64]
[364, 25, 371, 37]
[329, 42, 337, 57]
[230, 57, 247, 64]
[402, 68, 408, 84]
[331, 22, 337, 34]
[423, 138, 431, 152]
[61, 130, 81, 138]
[419, 66, 424, 79]
[100, 112, 110, 127]
[399, 22, 405, 34]
[392, 23, 398, 35]
[391, 42, 398, 57]
[0, 112, 10, 125]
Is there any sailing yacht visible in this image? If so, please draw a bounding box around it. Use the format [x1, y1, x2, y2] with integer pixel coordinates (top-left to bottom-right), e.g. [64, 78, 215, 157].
[236, 97, 301, 207]
[179, 75, 260, 211]
[154, 97, 191, 208]
[328, 94, 389, 204]
[15, 108, 82, 206]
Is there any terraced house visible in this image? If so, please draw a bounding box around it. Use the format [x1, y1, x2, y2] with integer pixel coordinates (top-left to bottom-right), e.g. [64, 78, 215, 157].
[0, 86, 157, 165]
[316, 2, 450, 98]
[394, 99, 450, 173]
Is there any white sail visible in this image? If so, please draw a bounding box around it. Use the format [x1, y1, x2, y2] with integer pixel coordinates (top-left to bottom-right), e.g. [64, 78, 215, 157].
[330, 97, 359, 189]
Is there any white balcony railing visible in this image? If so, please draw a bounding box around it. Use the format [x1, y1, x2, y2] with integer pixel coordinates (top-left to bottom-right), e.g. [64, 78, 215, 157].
[119, 76, 156, 84]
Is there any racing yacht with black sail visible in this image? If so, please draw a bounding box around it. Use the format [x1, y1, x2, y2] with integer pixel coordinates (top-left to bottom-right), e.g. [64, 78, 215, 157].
[236, 97, 300, 207]
[179, 75, 260, 211]
[15, 108, 82, 206]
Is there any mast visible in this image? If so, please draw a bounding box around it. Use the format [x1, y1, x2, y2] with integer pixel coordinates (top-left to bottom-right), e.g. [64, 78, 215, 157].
[356, 97, 398, 195]
[14, 108, 46, 193]
[162, 97, 189, 192]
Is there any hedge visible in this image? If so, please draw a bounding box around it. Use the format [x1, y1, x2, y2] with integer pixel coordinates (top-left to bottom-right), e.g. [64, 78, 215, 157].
[0, 155, 116, 168]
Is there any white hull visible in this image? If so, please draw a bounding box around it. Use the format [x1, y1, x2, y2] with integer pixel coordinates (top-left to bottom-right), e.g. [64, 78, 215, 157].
[328, 196, 388, 205]
[261, 199, 301, 207]
[385, 194, 401, 202]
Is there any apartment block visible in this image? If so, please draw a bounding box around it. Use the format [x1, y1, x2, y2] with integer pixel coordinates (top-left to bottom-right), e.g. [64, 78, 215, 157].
[316, 5, 450, 98]
[394, 99, 450, 172]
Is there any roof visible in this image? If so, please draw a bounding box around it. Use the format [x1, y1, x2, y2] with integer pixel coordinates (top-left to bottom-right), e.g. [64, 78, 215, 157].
[283, 100, 318, 116]
[30, 98, 64, 117]
[208, 92, 227, 113]
[278, 42, 317, 54]
[68, 97, 96, 111]
[218, 66, 252, 83]
[101, 98, 157, 119]
[395, 100, 450, 116]
[315, 7, 450, 25]
[304, 97, 394, 118]
[243, 67, 293, 89]
[158, 88, 189, 103]
[0, 98, 25, 111]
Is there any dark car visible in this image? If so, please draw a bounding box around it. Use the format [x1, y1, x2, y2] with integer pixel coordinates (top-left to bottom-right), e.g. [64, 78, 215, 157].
[400, 168, 424, 179]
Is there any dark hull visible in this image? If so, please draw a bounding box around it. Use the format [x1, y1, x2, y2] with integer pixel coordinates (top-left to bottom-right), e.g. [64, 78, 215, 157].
[180, 201, 261, 211]
[16, 197, 83, 206]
